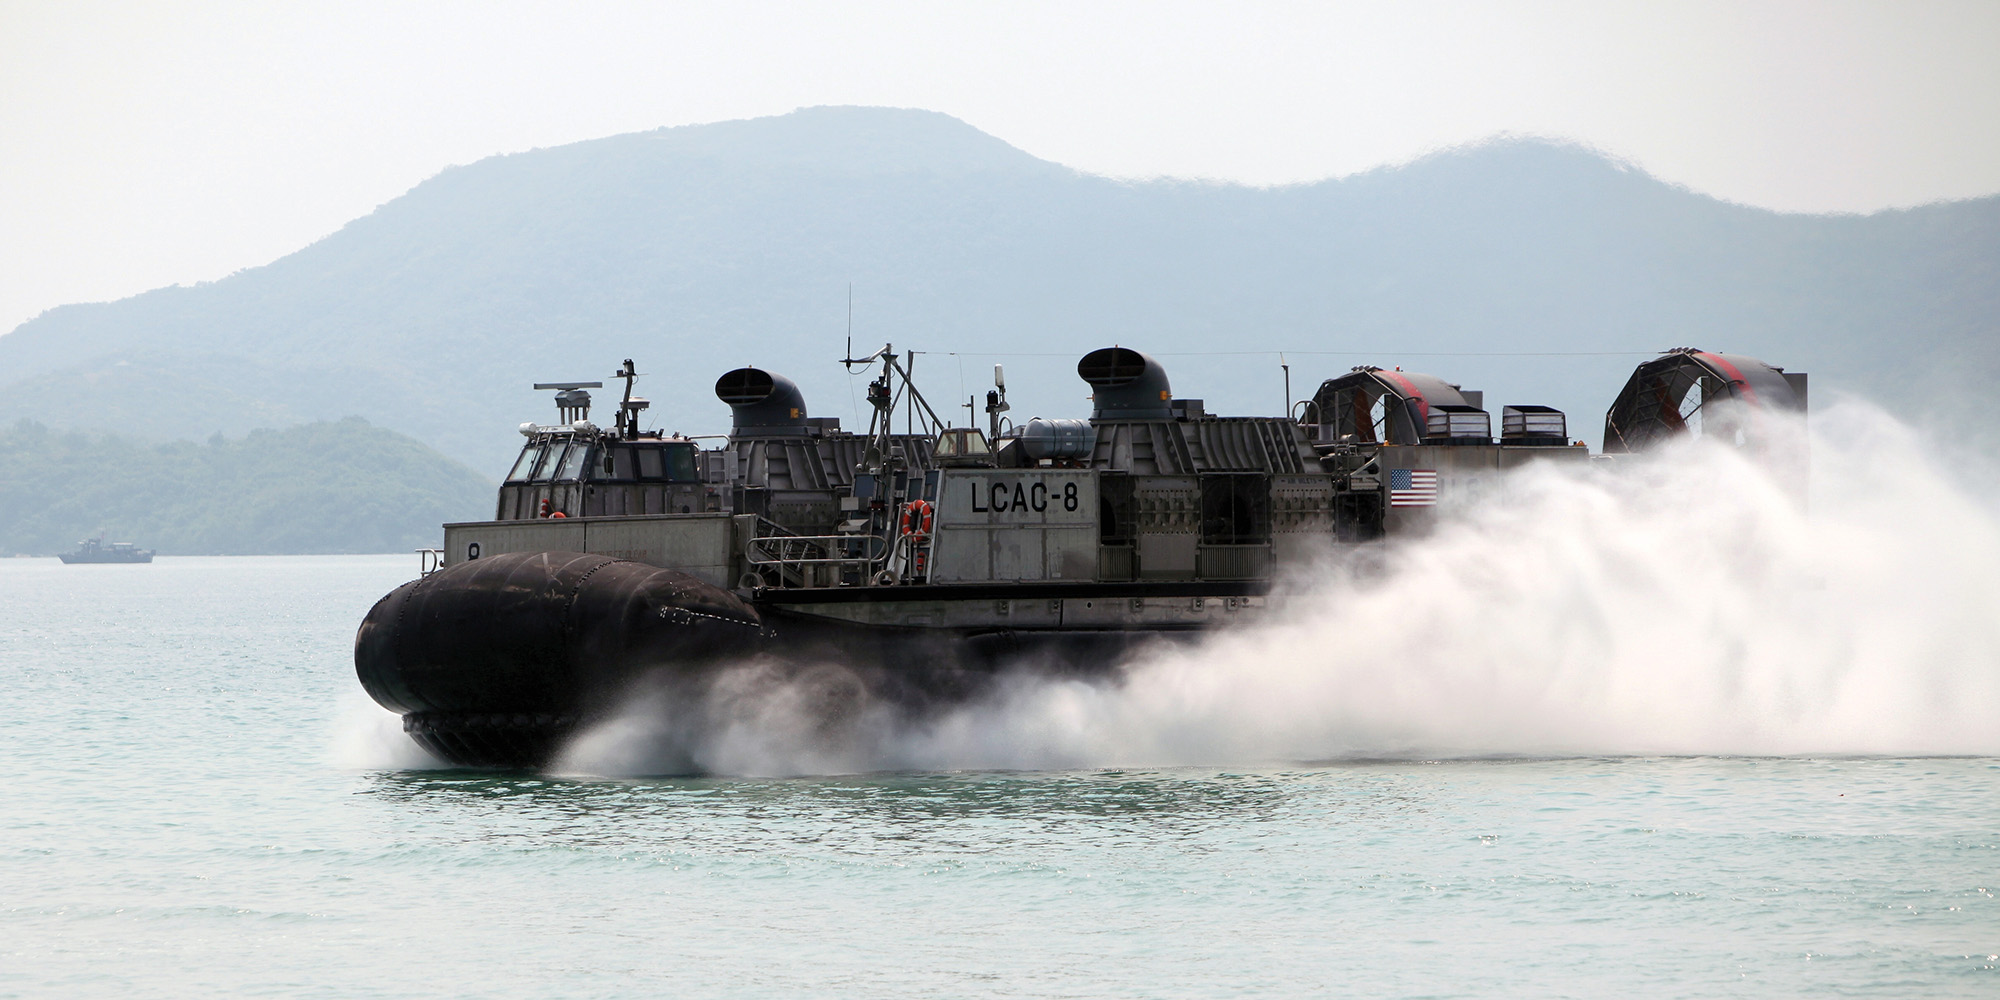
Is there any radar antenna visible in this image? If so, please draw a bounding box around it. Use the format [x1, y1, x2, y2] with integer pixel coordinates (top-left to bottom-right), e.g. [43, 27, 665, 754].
[532, 379, 604, 424]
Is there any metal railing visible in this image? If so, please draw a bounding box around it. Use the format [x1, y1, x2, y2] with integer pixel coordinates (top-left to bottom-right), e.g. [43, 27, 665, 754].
[743, 529, 929, 589]
[417, 548, 445, 577]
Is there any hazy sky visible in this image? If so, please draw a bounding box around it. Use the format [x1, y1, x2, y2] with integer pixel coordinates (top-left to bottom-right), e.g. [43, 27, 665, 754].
[4, 0, 1998, 337]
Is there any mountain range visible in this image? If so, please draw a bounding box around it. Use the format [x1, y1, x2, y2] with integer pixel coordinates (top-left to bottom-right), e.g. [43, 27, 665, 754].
[0, 417, 492, 556]
[4, 105, 1995, 475]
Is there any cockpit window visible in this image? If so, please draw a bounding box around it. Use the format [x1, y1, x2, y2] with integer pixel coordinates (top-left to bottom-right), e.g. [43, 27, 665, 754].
[934, 428, 990, 457]
[557, 443, 590, 481]
[665, 443, 698, 481]
[532, 443, 568, 482]
[506, 444, 544, 482]
[623, 443, 700, 481]
[599, 445, 637, 481]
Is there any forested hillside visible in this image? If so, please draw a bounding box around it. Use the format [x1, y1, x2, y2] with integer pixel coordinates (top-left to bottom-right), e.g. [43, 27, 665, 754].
[3, 106, 1995, 471]
[0, 418, 493, 555]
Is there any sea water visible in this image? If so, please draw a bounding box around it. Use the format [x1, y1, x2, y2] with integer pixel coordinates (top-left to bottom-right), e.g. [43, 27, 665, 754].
[3, 400, 1997, 998]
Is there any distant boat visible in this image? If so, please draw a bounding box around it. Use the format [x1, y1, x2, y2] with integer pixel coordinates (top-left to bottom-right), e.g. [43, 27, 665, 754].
[58, 537, 154, 564]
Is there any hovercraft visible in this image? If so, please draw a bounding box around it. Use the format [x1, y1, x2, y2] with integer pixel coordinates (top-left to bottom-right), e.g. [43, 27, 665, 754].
[356, 346, 1805, 767]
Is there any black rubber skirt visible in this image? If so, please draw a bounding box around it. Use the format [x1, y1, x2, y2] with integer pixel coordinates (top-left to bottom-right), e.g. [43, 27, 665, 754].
[355, 552, 762, 767]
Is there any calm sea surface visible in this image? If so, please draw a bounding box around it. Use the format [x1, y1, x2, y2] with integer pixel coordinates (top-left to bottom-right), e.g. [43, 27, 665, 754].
[1, 555, 1994, 998]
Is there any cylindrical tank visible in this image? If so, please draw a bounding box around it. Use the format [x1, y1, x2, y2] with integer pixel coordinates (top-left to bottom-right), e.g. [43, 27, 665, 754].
[1017, 417, 1098, 461]
[355, 551, 762, 767]
[1077, 347, 1174, 421]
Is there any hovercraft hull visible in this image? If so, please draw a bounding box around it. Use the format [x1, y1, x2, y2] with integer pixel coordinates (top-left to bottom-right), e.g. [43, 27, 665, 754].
[355, 551, 1184, 768]
[355, 551, 763, 767]
[354, 344, 1805, 770]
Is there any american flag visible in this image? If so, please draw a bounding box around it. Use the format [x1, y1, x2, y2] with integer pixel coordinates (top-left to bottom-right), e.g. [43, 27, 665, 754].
[1388, 468, 1438, 507]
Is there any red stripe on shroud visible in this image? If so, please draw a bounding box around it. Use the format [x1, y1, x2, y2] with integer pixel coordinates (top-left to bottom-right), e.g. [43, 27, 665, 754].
[1375, 370, 1430, 424]
[1694, 352, 1769, 451]
[1695, 353, 1758, 407]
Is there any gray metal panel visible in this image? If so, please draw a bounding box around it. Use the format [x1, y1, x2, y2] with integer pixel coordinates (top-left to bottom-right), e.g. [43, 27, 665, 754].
[1196, 420, 1257, 470]
[716, 434, 935, 493]
[1156, 423, 1195, 473]
[1097, 545, 1135, 580]
[581, 516, 736, 586]
[766, 489, 839, 532]
[768, 595, 1063, 629]
[442, 513, 740, 588]
[1272, 530, 1331, 568]
[1091, 418, 1312, 474]
[1062, 594, 1267, 627]
[1261, 419, 1313, 473]
[1132, 474, 1198, 579]
[443, 521, 585, 565]
[930, 491, 1097, 583]
[581, 482, 704, 517]
[1197, 544, 1271, 580]
[929, 526, 992, 584]
[1092, 423, 1178, 475]
[798, 441, 831, 489]
[989, 527, 1046, 581]
[1271, 474, 1336, 564]
[1137, 534, 1196, 578]
[937, 470, 1097, 526]
[1134, 476, 1198, 516]
[1044, 526, 1098, 581]
[1782, 371, 1808, 409]
[822, 436, 867, 482]
[1495, 445, 1591, 470]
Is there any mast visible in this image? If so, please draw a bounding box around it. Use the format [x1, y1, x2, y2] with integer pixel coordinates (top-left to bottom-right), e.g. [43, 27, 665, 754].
[842, 341, 946, 477]
[613, 359, 640, 438]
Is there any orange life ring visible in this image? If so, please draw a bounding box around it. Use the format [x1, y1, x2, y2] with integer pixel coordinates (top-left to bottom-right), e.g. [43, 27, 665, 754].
[900, 499, 934, 536]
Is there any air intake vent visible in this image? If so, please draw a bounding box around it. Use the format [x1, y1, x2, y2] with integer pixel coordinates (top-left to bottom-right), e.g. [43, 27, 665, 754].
[1077, 347, 1151, 386]
[1501, 405, 1567, 446]
[714, 367, 777, 405]
[714, 367, 809, 437]
[1077, 347, 1173, 421]
[1425, 404, 1491, 444]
